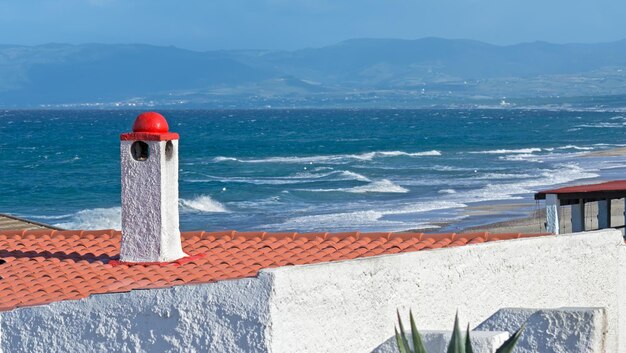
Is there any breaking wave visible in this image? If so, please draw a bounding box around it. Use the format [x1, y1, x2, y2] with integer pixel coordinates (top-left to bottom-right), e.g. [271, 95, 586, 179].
[179, 195, 228, 213]
[211, 150, 441, 164]
[268, 201, 466, 232]
[470, 148, 542, 154]
[186, 170, 371, 185]
[445, 164, 598, 203]
[302, 179, 409, 194]
[54, 207, 121, 230]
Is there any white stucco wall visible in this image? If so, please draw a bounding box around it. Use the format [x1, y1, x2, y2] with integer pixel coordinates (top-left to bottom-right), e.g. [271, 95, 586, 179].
[1, 230, 624, 353]
[265, 230, 625, 353]
[615, 238, 626, 353]
[0, 276, 273, 353]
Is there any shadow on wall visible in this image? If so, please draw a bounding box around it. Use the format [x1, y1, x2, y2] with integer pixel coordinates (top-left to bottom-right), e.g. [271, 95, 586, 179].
[372, 307, 607, 353]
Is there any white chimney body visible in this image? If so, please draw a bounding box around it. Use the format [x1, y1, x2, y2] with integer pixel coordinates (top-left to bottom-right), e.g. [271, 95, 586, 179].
[119, 112, 186, 262]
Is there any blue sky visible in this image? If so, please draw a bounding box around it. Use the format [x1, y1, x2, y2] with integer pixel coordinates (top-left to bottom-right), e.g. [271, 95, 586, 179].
[1, 0, 626, 50]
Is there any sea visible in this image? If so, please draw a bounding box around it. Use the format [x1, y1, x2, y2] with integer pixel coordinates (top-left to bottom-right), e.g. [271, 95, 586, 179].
[2, 109, 626, 233]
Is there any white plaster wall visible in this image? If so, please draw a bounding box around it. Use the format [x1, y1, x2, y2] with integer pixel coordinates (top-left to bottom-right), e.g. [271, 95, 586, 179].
[264, 230, 624, 353]
[619, 244, 626, 352]
[1, 230, 623, 353]
[0, 275, 274, 353]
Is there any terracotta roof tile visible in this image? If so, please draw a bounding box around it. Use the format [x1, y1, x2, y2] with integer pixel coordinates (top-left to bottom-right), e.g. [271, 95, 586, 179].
[0, 229, 548, 311]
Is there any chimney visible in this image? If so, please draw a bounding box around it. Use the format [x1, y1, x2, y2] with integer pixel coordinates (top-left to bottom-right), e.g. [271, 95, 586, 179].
[119, 112, 186, 262]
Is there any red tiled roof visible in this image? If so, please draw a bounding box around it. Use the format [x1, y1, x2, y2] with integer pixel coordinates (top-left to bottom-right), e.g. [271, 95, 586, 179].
[0, 229, 547, 311]
[535, 180, 626, 200]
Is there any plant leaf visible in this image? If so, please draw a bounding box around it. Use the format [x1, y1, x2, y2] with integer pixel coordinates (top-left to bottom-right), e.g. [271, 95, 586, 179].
[465, 323, 474, 353]
[395, 327, 411, 353]
[447, 311, 465, 353]
[409, 310, 428, 353]
[397, 310, 412, 353]
[495, 323, 526, 353]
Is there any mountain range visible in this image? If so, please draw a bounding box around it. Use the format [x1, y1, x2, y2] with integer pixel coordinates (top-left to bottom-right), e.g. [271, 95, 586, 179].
[2, 38, 626, 108]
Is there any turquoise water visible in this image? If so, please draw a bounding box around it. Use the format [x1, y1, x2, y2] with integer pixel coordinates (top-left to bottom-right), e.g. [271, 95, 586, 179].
[2, 109, 626, 232]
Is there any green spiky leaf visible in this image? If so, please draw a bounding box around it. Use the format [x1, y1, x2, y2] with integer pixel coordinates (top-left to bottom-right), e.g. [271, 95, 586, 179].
[395, 327, 411, 353]
[447, 311, 465, 353]
[465, 324, 474, 353]
[495, 323, 525, 353]
[409, 310, 428, 353]
[396, 310, 412, 353]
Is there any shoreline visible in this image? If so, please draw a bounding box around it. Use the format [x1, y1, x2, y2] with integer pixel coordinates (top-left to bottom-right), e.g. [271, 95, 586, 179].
[406, 198, 626, 235]
[404, 146, 626, 235]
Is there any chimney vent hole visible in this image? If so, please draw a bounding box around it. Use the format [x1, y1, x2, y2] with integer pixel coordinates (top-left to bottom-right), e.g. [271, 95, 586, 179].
[131, 141, 149, 161]
[165, 141, 174, 161]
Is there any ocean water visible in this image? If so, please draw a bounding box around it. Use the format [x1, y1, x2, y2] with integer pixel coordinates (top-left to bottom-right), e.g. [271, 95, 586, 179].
[2, 109, 626, 232]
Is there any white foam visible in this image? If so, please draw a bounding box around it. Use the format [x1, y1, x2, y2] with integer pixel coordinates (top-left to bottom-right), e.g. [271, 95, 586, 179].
[54, 207, 121, 230]
[448, 163, 598, 204]
[270, 201, 465, 231]
[498, 153, 543, 162]
[345, 179, 409, 193]
[211, 150, 441, 164]
[557, 145, 594, 151]
[576, 123, 625, 128]
[473, 172, 533, 180]
[438, 189, 457, 194]
[186, 170, 371, 185]
[212, 156, 239, 162]
[470, 148, 542, 154]
[179, 195, 228, 213]
[338, 171, 371, 182]
[303, 179, 409, 194]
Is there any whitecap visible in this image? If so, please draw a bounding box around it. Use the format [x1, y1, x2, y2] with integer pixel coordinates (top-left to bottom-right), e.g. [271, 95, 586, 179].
[210, 150, 441, 164]
[267, 201, 466, 231]
[446, 163, 599, 204]
[185, 170, 371, 185]
[576, 123, 624, 128]
[557, 145, 594, 151]
[179, 195, 228, 213]
[54, 207, 121, 230]
[438, 189, 457, 194]
[469, 148, 542, 154]
[345, 179, 409, 193]
[302, 179, 409, 194]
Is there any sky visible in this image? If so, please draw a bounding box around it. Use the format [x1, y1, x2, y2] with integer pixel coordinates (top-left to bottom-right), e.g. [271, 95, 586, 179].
[1, 0, 626, 51]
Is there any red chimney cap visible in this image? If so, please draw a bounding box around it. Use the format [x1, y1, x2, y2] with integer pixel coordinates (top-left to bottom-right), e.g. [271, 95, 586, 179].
[120, 112, 179, 141]
[133, 112, 169, 133]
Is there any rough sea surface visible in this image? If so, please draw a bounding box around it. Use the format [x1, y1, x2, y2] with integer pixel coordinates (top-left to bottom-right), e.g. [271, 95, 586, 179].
[2, 109, 626, 232]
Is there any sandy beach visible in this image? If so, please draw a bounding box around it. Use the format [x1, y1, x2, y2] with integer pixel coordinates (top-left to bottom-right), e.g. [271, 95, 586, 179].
[461, 199, 625, 234]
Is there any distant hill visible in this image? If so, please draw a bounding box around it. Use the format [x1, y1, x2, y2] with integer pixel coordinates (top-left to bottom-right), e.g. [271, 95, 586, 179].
[2, 38, 626, 107]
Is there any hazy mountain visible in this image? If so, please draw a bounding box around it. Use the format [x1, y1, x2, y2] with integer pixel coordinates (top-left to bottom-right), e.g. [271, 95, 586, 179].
[0, 44, 272, 105]
[2, 38, 626, 107]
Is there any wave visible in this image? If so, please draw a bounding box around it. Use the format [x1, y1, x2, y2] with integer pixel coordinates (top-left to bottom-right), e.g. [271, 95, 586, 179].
[498, 153, 543, 162]
[472, 172, 533, 180]
[211, 150, 441, 164]
[576, 123, 625, 128]
[179, 195, 228, 213]
[445, 163, 598, 204]
[54, 207, 121, 230]
[185, 170, 371, 185]
[268, 201, 466, 232]
[469, 148, 542, 154]
[302, 179, 409, 194]
[438, 189, 456, 194]
[557, 145, 595, 151]
[50, 195, 228, 229]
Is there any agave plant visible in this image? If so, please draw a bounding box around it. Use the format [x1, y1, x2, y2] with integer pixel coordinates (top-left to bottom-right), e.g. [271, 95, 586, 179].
[395, 310, 524, 353]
